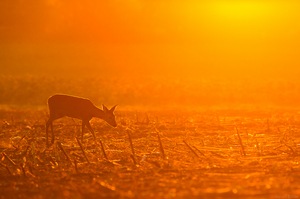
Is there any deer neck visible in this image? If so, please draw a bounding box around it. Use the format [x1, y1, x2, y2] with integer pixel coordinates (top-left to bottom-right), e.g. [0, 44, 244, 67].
[93, 107, 105, 119]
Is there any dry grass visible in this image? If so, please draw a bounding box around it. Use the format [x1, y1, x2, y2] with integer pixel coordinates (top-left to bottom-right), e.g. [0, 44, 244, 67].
[0, 108, 300, 198]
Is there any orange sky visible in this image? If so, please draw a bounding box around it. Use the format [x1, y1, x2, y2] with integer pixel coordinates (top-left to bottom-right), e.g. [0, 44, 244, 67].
[1, 0, 300, 81]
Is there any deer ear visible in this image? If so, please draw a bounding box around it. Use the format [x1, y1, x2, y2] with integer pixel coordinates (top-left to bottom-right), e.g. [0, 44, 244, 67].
[110, 105, 117, 112]
[102, 104, 109, 112]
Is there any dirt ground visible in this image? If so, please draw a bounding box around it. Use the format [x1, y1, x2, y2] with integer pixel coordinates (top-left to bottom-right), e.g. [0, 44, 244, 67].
[0, 108, 300, 199]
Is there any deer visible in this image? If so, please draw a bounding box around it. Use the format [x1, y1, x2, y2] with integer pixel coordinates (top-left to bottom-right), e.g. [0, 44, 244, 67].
[46, 94, 117, 146]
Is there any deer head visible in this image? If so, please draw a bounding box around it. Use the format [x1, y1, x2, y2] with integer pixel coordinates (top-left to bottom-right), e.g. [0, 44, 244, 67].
[102, 104, 117, 127]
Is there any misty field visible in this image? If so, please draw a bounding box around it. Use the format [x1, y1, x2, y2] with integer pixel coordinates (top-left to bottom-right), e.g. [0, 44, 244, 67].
[2, 0, 300, 197]
[2, 75, 300, 109]
[0, 107, 300, 199]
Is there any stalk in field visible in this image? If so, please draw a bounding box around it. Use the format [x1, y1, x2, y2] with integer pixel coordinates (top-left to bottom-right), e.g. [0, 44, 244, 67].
[46, 94, 117, 146]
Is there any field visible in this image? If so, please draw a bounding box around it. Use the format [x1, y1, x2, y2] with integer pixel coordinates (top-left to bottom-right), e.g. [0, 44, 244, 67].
[2, 0, 300, 198]
[0, 107, 300, 199]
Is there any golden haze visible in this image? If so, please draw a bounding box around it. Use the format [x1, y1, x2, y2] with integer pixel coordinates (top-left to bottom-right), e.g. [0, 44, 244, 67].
[1, 0, 300, 107]
[1, 2, 300, 198]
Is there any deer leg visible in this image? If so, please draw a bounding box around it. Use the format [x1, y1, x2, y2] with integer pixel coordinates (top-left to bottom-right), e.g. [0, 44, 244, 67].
[81, 121, 86, 142]
[46, 118, 54, 146]
[86, 122, 96, 141]
[46, 120, 50, 146]
[51, 122, 54, 144]
[46, 119, 51, 146]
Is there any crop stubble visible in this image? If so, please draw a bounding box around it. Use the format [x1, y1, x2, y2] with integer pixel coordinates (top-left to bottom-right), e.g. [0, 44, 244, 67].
[0, 109, 300, 198]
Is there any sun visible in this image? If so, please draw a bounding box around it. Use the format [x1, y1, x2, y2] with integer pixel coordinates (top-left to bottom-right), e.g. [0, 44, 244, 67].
[211, 1, 275, 20]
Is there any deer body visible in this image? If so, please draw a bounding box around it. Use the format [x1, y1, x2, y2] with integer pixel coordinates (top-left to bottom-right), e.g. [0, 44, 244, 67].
[46, 94, 117, 146]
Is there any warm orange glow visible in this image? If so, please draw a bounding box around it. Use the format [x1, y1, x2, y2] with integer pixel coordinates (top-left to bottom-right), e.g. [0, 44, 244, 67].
[211, 1, 276, 20]
[1, 2, 300, 197]
[178, 1, 300, 80]
[1, 0, 300, 107]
